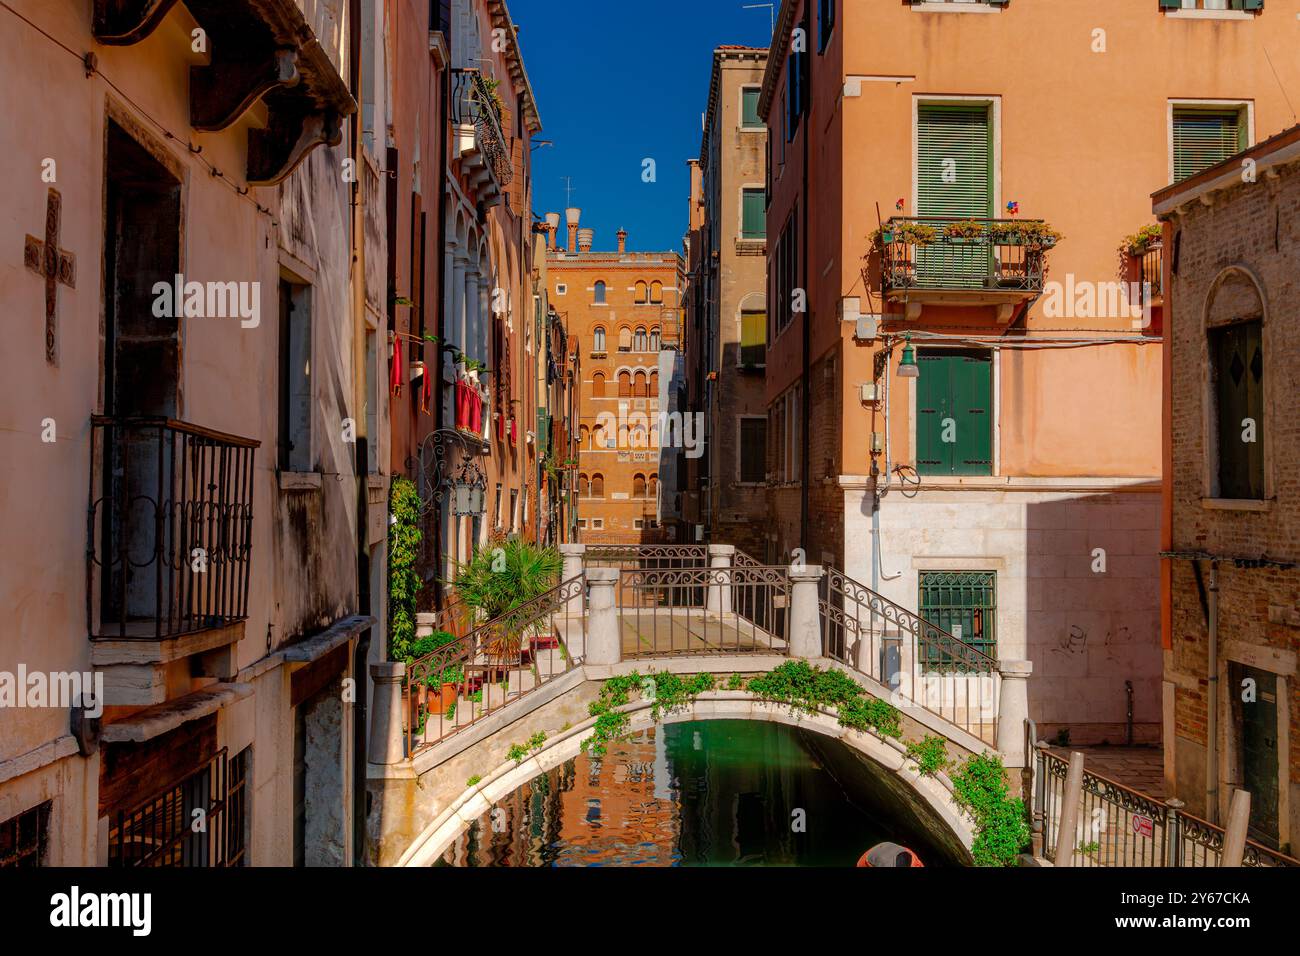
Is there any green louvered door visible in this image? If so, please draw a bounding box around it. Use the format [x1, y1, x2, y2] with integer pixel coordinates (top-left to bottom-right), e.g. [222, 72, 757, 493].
[916, 349, 993, 477]
[1173, 108, 1245, 182]
[917, 104, 993, 288]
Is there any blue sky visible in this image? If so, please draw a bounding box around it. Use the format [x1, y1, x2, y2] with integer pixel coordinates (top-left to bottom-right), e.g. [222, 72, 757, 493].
[511, 0, 774, 253]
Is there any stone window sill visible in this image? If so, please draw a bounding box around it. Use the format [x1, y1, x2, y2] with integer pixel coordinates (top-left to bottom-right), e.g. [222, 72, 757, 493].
[909, 2, 1002, 13]
[1201, 497, 1270, 512]
[279, 470, 322, 491]
[1163, 10, 1254, 21]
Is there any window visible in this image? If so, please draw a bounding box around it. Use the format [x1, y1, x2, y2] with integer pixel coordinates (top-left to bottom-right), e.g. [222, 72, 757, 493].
[578, 472, 589, 496]
[916, 349, 993, 477]
[591, 518, 604, 530]
[1210, 318, 1264, 499]
[740, 309, 767, 366]
[1166, 0, 1263, 10]
[773, 209, 799, 335]
[633, 370, 648, 398]
[741, 188, 766, 239]
[633, 473, 647, 497]
[650, 280, 663, 303]
[556, 283, 567, 296]
[618, 326, 633, 351]
[649, 327, 661, 351]
[592, 371, 606, 397]
[741, 86, 762, 128]
[650, 370, 659, 394]
[579, 425, 589, 448]
[635, 280, 648, 303]
[818, 0, 835, 51]
[1172, 105, 1247, 182]
[634, 518, 644, 530]
[0, 801, 51, 867]
[577, 518, 587, 529]
[593, 280, 606, 304]
[917, 103, 993, 287]
[278, 278, 313, 472]
[618, 370, 632, 398]
[919, 571, 997, 661]
[510, 488, 519, 531]
[785, 47, 806, 142]
[634, 327, 648, 352]
[591, 473, 605, 497]
[739, 417, 767, 483]
[494, 483, 504, 526]
[592, 326, 606, 352]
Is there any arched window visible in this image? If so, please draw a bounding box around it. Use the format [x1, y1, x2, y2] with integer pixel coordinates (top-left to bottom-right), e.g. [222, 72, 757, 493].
[592, 371, 606, 397]
[578, 425, 589, 448]
[649, 327, 660, 352]
[591, 473, 605, 498]
[578, 473, 589, 497]
[649, 474, 659, 498]
[1207, 269, 1266, 500]
[634, 327, 648, 352]
[593, 280, 606, 304]
[650, 280, 663, 303]
[634, 280, 648, 303]
[618, 326, 632, 351]
[633, 370, 648, 398]
[593, 425, 606, 449]
[633, 474, 647, 498]
[629, 424, 647, 448]
[650, 370, 659, 394]
[593, 326, 606, 352]
[618, 370, 632, 398]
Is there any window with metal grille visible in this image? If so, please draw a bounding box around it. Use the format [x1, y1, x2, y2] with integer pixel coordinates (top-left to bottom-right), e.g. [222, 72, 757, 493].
[1172, 107, 1246, 182]
[1210, 318, 1264, 499]
[0, 800, 51, 867]
[108, 748, 248, 867]
[919, 571, 997, 658]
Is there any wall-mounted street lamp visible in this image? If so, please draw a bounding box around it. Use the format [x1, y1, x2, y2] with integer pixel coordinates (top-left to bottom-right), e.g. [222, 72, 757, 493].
[897, 333, 919, 379]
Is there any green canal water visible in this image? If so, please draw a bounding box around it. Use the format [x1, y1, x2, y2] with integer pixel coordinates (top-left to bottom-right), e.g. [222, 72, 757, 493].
[438, 719, 960, 867]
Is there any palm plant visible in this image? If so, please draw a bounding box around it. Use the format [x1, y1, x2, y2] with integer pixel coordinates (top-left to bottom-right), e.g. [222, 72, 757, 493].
[450, 538, 563, 666]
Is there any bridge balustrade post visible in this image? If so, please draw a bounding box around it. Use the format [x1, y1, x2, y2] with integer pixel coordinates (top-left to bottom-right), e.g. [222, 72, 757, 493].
[788, 564, 825, 659]
[1220, 789, 1252, 867]
[705, 544, 735, 614]
[585, 567, 622, 666]
[1054, 751, 1086, 867]
[369, 661, 407, 765]
[995, 659, 1033, 769]
[559, 543, 586, 615]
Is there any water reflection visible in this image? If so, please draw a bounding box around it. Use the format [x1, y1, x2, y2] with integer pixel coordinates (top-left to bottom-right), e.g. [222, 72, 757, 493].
[439, 720, 956, 867]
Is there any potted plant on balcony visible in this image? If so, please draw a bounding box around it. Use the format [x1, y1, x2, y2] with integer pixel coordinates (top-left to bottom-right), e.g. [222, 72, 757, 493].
[1019, 221, 1064, 250]
[871, 221, 936, 248]
[942, 219, 986, 243]
[409, 630, 464, 713]
[1122, 224, 1162, 257]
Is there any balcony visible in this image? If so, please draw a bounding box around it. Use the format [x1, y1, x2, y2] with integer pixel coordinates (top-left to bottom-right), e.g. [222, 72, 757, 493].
[878, 217, 1057, 320]
[88, 417, 258, 644]
[1126, 239, 1164, 309]
[451, 68, 512, 206]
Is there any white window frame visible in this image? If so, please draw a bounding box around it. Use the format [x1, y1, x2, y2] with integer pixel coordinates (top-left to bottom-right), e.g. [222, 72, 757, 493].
[912, 94, 1002, 218]
[739, 84, 764, 131]
[1167, 99, 1254, 186]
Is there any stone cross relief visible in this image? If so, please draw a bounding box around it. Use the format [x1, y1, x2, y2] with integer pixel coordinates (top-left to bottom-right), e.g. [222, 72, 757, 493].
[24, 188, 76, 365]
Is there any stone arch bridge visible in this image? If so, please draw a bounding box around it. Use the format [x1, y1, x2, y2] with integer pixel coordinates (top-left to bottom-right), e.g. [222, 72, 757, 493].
[365, 545, 1032, 867]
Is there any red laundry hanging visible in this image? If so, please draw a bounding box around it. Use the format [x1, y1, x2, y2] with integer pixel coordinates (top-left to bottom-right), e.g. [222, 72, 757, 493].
[419, 354, 432, 414]
[390, 334, 403, 397]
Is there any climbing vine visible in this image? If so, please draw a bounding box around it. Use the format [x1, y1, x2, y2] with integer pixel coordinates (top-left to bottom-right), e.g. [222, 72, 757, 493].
[949, 753, 1030, 867]
[746, 661, 902, 739]
[906, 735, 950, 777]
[387, 477, 424, 664]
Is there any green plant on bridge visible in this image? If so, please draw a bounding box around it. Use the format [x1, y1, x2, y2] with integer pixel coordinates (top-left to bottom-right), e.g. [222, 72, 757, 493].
[506, 731, 549, 765]
[387, 477, 424, 664]
[746, 661, 903, 739]
[580, 671, 718, 758]
[949, 753, 1030, 867]
[906, 735, 950, 777]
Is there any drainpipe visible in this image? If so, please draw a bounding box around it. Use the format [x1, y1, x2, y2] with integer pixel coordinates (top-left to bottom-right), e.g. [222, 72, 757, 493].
[798, 0, 812, 555]
[434, 57, 449, 605]
[1206, 560, 1219, 824]
[1125, 679, 1134, 747]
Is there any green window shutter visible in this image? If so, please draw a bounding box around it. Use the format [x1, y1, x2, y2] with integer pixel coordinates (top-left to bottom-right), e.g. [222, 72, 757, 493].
[1212, 320, 1264, 499]
[1158, 0, 1182, 8]
[741, 189, 766, 238]
[742, 88, 761, 128]
[1173, 108, 1244, 182]
[917, 104, 992, 288]
[1237, 0, 1264, 10]
[915, 349, 992, 477]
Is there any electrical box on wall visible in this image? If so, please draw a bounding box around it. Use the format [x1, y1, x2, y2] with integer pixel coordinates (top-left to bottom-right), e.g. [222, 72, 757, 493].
[855, 315, 878, 341]
[859, 383, 879, 403]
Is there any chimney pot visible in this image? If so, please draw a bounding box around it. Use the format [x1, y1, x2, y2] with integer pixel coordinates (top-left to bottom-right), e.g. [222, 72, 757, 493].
[617, 228, 627, 254]
[545, 212, 560, 250]
[577, 228, 594, 253]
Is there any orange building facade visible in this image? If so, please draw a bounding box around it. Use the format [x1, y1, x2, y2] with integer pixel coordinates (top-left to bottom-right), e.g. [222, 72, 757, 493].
[545, 213, 683, 543]
[756, 0, 1298, 745]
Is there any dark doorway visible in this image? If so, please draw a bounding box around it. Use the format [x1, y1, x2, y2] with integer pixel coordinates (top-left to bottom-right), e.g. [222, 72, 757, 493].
[1231, 662, 1280, 848]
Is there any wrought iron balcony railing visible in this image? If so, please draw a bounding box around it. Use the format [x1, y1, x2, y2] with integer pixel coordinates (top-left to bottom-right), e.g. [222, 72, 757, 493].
[88, 416, 258, 640]
[450, 68, 513, 188]
[1128, 239, 1163, 304]
[878, 216, 1055, 297]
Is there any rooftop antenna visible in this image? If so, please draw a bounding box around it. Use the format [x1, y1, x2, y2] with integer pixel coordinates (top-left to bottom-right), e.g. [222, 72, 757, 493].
[742, 2, 775, 36]
[562, 176, 577, 207]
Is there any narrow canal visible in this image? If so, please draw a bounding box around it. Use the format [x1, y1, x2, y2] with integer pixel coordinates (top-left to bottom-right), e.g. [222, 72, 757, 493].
[438, 720, 966, 867]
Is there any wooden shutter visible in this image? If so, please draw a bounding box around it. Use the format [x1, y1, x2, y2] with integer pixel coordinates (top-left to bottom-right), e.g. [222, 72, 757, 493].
[915, 349, 992, 477]
[508, 137, 525, 216]
[917, 104, 992, 289]
[1212, 319, 1264, 499]
[742, 189, 765, 238]
[1173, 109, 1243, 182]
[740, 311, 766, 366]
